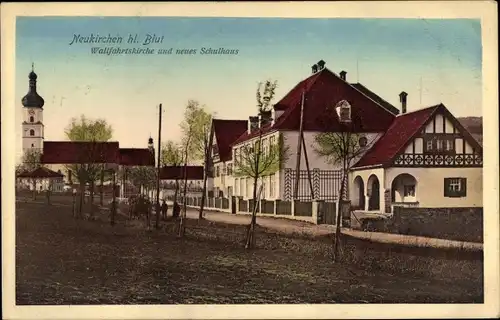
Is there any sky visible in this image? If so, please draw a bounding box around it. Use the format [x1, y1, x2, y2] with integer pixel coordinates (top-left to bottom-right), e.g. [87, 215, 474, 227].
[15, 17, 482, 160]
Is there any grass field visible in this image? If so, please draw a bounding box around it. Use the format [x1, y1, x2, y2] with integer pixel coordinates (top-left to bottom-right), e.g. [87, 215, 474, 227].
[15, 200, 483, 304]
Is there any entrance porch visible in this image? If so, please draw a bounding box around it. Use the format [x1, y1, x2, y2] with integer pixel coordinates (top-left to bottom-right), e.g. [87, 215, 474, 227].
[349, 168, 419, 214]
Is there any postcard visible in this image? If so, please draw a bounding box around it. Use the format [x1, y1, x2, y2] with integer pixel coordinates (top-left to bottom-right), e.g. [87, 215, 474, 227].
[1, 1, 498, 319]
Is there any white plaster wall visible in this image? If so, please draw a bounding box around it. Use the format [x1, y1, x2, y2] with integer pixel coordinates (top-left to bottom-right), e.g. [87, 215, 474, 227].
[385, 167, 483, 207]
[213, 161, 237, 197]
[404, 136, 475, 155]
[283, 131, 384, 171]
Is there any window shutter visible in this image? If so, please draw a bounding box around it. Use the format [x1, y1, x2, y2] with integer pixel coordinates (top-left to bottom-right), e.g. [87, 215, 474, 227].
[461, 178, 467, 197]
[443, 178, 450, 197]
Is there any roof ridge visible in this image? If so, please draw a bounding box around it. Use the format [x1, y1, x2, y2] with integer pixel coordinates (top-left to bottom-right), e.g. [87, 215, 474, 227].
[396, 103, 442, 117]
[351, 82, 399, 113]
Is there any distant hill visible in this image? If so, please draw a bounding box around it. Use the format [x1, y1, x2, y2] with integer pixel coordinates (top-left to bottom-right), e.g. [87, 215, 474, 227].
[457, 117, 482, 145]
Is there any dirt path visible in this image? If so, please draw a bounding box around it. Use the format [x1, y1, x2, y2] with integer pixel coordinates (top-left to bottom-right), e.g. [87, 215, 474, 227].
[172, 204, 482, 251]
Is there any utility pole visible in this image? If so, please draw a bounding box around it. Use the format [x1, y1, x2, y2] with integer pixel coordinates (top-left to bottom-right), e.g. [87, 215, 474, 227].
[155, 103, 163, 229]
[293, 91, 306, 199]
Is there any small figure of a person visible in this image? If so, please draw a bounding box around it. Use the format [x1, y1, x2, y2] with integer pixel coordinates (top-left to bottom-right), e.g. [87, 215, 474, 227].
[161, 200, 168, 220]
[173, 201, 180, 218]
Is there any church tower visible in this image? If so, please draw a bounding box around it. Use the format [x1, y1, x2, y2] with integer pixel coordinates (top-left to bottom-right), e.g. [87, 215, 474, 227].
[21, 63, 45, 154]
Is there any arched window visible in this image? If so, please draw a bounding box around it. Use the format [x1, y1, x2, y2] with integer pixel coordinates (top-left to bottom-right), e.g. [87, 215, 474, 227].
[31, 143, 34, 148]
[335, 100, 352, 123]
[29, 116, 34, 123]
[29, 129, 35, 136]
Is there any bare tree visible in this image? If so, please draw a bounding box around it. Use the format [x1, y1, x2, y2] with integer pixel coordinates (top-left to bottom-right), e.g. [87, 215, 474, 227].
[232, 78, 289, 249]
[314, 102, 377, 262]
[178, 123, 194, 237]
[178, 100, 213, 220]
[234, 131, 289, 249]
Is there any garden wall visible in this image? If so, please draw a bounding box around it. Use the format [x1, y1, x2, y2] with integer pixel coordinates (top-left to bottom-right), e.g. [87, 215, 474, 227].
[167, 195, 334, 224]
[391, 207, 483, 243]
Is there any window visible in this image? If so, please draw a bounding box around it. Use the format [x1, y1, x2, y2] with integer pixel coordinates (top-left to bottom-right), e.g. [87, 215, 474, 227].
[424, 136, 455, 154]
[212, 144, 219, 156]
[29, 129, 35, 136]
[227, 163, 233, 176]
[269, 174, 276, 198]
[221, 163, 226, 176]
[445, 139, 454, 151]
[31, 144, 34, 148]
[436, 139, 444, 151]
[246, 177, 251, 198]
[235, 178, 239, 196]
[336, 100, 352, 123]
[29, 116, 34, 123]
[444, 177, 467, 197]
[240, 178, 245, 197]
[216, 165, 220, 177]
[359, 136, 368, 148]
[261, 177, 267, 199]
[403, 185, 415, 197]
[270, 135, 276, 147]
[262, 138, 268, 156]
[426, 140, 433, 151]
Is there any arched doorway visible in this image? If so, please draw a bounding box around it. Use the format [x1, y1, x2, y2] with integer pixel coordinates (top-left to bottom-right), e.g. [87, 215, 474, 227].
[352, 176, 365, 210]
[367, 174, 380, 211]
[391, 173, 417, 204]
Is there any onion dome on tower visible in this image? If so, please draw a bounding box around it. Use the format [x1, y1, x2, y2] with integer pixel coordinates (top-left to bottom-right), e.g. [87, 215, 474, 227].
[21, 63, 45, 108]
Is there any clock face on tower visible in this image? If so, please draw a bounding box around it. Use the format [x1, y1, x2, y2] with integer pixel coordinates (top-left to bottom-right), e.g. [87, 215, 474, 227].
[28, 109, 35, 116]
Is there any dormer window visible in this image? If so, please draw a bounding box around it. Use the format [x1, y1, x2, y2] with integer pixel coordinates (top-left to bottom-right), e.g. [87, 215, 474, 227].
[336, 100, 352, 123]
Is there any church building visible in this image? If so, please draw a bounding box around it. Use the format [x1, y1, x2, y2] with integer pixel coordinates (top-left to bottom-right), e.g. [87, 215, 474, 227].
[19, 64, 65, 192]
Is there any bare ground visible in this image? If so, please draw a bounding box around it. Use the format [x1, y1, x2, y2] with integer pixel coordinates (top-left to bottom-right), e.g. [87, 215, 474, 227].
[15, 201, 483, 304]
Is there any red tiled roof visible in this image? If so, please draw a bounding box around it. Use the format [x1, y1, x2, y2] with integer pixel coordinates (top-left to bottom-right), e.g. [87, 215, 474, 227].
[232, 68, 396, 145]
[352, 105, 440, 168]
[119, 148, 155, 166]
[41, 141, 120, 164]
[350, 83, 400, 115]
[212, 119, 248, 162]
[16, 166, 64, 178]
[159, 166, 204, 180]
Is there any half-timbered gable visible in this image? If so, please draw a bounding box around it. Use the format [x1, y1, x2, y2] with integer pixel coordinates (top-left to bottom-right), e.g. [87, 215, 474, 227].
[393, 105, 483, 168]
[353, 103, 482, 169]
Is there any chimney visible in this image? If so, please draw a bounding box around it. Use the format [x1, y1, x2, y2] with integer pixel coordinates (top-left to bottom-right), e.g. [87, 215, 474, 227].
[311, 64, 318, 74]
[339, 70, 347, 81]
[399, 91, 408, 114]
[317, 60, 326, 71]
[148, 136, 154, 153]
[259, 110, 272, 127]
[248, 116, 259, 133]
